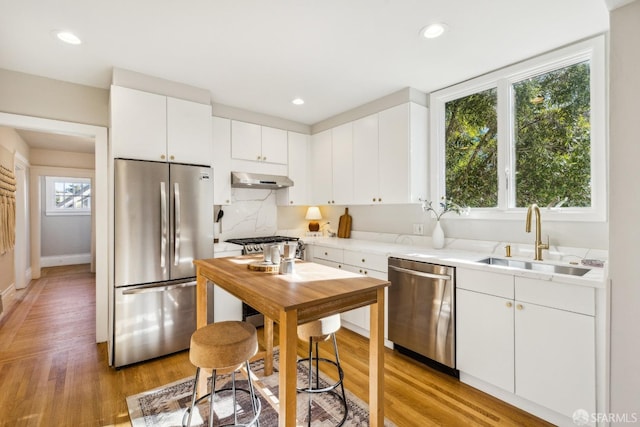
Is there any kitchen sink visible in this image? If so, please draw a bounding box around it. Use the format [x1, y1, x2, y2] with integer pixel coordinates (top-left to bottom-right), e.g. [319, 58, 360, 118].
[477, 257, 590, 277]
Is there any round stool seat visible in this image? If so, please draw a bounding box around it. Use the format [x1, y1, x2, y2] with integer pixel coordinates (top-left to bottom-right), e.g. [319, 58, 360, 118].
[298, 314, 341, 342]
[189, 321, 258, 370]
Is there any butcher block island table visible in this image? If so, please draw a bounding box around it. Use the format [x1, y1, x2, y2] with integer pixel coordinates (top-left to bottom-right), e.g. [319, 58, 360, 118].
[194, 255, 390, 427]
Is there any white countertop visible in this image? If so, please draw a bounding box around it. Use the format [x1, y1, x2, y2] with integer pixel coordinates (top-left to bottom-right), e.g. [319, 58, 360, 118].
[304, 236, 607, 289]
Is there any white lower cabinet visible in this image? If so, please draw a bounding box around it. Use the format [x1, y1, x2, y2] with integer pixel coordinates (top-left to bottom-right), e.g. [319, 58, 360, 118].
[310, 245, 389, 340]
[212, 250, 243, 321]
[456, 268, 597, 425]
[456, 289, 515, 392]
[515, 300, 595, 420]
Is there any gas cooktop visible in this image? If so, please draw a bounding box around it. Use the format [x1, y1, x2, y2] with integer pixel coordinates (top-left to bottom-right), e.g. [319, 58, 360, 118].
[225, 236, 299, 245]
[225, 236, 301, 255]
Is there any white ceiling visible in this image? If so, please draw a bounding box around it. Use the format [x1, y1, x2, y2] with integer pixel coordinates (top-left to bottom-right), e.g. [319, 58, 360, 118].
[15, 129, 95, 153]
[1, 0, 609, 132]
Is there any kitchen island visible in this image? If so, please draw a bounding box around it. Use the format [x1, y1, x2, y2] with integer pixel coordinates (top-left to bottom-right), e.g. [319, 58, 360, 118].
[194, 255, 390, 427]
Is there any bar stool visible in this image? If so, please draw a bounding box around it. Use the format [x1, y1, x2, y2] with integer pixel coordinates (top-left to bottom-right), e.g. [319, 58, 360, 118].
[297, 314, 348, 427]
[183, 321, 261, 427]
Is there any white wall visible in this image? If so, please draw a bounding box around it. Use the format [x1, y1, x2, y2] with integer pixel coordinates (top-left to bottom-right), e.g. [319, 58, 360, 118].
[278, 203, 608, 250]
[39, 176, 91, 261]
[0, 68, 108, 127]
[609, 0, 640, 421]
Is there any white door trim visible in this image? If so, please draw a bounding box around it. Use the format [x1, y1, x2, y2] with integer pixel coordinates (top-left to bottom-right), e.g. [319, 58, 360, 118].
[0, 112, 109, 343]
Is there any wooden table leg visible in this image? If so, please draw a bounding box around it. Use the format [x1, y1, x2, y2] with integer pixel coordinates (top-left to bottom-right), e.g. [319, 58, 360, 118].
[196, 269, 207, 329]
[195, 270, 209, 395]
[264, 316, 274, 376]
[369, 288, 385, 427]
[279, 309, 298, 427]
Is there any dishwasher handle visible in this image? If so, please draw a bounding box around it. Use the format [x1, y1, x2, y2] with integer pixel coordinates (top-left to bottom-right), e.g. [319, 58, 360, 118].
[122, 281, 196, 295]
[389, 264, 452, 281]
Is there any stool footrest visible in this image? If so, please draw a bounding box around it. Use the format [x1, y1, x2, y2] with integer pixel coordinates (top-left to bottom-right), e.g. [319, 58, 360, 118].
[296, 357, 345, 394]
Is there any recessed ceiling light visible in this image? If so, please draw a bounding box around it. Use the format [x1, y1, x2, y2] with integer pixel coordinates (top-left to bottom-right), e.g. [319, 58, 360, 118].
[54, 30, 82, 45]
[291, 98, 305, 105]
[421, 23, 447, 39]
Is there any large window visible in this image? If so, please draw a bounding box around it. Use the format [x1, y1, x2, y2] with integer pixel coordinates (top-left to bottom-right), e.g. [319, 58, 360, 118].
[431, 36, 605, 221]
[445, 88, 498, 208]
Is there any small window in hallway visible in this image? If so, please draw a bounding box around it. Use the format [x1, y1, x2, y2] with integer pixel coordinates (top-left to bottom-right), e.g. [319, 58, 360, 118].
[45, 176, 91, 216]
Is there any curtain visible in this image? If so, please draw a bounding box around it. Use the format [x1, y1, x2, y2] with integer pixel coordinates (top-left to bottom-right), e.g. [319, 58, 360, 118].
[0, 163, 16, 255]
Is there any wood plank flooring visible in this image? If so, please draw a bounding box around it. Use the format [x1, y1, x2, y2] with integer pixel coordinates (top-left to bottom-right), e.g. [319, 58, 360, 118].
[0, 265, 552, 426]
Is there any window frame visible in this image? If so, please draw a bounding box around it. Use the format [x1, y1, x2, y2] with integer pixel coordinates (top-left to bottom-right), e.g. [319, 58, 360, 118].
[45, 176, 92, 216]
[429, 35, 606, 222]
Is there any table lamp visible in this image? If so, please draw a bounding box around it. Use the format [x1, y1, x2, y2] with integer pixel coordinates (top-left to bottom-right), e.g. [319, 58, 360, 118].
[305, 206, 322, 232]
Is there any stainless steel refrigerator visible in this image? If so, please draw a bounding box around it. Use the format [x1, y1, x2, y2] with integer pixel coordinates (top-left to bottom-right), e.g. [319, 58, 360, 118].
[112, 159, 213, 367]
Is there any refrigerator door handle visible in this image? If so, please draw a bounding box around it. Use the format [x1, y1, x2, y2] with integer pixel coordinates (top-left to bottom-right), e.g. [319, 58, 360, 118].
[174, 182, 181, 266]
[160, 181, 167, 268]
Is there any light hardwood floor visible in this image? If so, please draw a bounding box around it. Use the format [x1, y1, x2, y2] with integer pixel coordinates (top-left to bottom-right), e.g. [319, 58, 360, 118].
[0, 265, 552, 426]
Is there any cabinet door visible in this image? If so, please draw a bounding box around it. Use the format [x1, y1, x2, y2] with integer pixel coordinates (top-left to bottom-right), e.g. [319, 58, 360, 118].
[341, 264, 370, 333]
[353, 114, 379, 204]
[212, 117, 232, 205]
[278, 132, 309, 205]
[331, 122, 354, 204]
[212, 249, 242, 321]
[515, 303, 596, 419]
[378, 103, 410, 204]
[110, 86, 167, 161]
[261, 126, 288, 164]
[166, 97, 212, 165]
[456, 289, 515, 392]
[310, 129, 333, 205]
[231, 121, 262, 161]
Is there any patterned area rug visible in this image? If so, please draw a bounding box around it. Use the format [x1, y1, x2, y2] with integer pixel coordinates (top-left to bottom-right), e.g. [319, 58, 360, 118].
[127, 349, 396, 426]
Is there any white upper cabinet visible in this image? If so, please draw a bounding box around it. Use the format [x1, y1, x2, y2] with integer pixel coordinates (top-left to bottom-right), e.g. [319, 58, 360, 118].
[309, 102, 428, 206]
[212, 116, 232, 205]
[261, 126, 288, 164]
[310, 129, 333, 205]
[166, 97, 213, 165]
[331, 122, 354, 205]
[352, 114, 380, 204]
[231, 120, 287, 165]
[378, 102, 427, 204]
[110, 86, 167, 161]
[110, 85, 212, 165]
[231, 121, 261, 161]
[277, 131, 310, 206]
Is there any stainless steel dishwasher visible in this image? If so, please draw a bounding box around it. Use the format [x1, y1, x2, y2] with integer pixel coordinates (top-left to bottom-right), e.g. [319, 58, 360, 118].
[388, 257, 456, 372]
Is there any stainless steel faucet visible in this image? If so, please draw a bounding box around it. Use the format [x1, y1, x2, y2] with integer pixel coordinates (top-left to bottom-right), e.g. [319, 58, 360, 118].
[525, 203, 549, 261]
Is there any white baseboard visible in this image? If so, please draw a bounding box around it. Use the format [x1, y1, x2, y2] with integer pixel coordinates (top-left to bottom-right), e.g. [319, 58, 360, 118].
[0, 284, 16, 320]
[40, 253, 91, 267]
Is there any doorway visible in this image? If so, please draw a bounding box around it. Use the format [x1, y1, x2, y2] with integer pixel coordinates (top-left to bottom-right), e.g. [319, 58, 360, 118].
[0, 112, 108, 343]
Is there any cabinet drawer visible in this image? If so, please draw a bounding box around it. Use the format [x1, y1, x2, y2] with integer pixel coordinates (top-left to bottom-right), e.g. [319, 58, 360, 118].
[457, 268, 514, 299]
[312, 245, 344, 263]
[343, 250, 388, 272]
[515, 277, 595, 315]
[313, 258, 342, 270]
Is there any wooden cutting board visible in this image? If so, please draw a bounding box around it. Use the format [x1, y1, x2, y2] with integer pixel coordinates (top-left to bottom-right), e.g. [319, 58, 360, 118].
[247, 261, 280, 272]
[337, 207, 352, 238]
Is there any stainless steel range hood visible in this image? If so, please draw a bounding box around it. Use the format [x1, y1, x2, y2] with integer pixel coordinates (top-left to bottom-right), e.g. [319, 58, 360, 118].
[231, 171, 293, 189]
